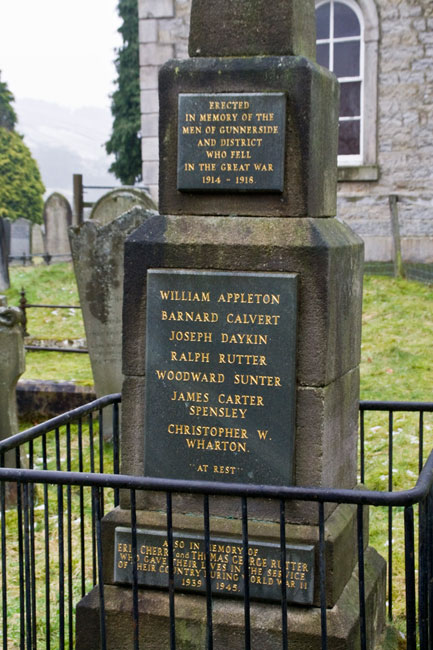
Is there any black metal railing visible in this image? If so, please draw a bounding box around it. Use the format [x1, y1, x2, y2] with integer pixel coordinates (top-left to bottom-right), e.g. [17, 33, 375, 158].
[0, 397, 432, 648]
[18, 287, 87, 352]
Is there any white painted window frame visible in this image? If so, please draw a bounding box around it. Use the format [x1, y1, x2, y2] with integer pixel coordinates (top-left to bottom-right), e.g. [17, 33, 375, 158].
[315, 0, 379, 178]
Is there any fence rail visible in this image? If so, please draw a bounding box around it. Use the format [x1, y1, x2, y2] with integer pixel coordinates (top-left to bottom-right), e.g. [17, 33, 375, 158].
[0, 397, 433, 648]
[18, 287, 87, 352]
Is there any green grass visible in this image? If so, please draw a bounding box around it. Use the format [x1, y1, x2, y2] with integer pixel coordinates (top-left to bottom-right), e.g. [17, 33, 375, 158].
[361, 275, 433, 401]
[5, 262, 93, 385]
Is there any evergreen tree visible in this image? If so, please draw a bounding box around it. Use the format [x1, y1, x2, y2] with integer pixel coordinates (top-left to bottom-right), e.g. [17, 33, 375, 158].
[0, 75, 17, 131]
[106, 0, 142, 185]
[0, 73, 45, 224]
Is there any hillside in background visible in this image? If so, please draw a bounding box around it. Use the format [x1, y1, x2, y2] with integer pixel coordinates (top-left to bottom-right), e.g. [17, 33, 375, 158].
[15, 98, 118, 203]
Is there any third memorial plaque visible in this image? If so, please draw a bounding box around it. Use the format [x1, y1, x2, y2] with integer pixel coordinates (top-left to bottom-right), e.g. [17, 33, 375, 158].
[144, 270, 297, 485]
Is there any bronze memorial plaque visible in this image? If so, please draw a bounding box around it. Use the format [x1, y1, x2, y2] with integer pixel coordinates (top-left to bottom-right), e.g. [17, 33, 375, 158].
[114, 528, 314, 606]
[144, 269, 297, 485]
[177, 93, 286, 192]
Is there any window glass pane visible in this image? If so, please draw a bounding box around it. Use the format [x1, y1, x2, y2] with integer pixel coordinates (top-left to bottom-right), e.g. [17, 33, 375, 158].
[334, 41, 360, 77]
[316, 3, 330, 39]
[334, 2, 361, 37]
[316, 43, 330, 69]
[338, 120, 360, 155]
[339, 81, 361, 117]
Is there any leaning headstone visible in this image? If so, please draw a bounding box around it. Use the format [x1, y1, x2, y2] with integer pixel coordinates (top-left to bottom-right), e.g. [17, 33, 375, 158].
[10, 218, 31, 264]
[76, 1, 386, 647]
[89, 187, 155, 226]
[0, 307, 25, 471]
[44, 193, 72, 261]
[69, 203, 157, 436]
[0, 218, 11, 290]
[31, 223, 46, 258]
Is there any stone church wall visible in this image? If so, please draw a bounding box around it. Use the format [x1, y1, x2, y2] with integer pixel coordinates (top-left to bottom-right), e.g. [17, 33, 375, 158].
[138, 0, 433, 262]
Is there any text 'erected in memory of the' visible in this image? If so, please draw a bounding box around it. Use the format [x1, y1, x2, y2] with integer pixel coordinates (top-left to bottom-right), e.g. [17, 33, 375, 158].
[144, 269, 297, 485]
[114, 528, 314, 605]
[177, 93, 286, 192]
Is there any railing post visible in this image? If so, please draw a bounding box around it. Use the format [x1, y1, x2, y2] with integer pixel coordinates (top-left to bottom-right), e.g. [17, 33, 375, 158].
[419, 498, 428, 648]
[404, 505, 417, 649]
[389, 194, 405, 279]
[19, 287, 29, 337]
[73, 174, 84, 226]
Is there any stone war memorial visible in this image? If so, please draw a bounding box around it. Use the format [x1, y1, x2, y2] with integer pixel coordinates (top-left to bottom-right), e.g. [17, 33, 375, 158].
[76, 0, 386, 647]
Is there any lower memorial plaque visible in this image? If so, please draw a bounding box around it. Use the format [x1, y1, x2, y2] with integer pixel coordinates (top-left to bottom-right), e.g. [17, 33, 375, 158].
[144, 269, 298, 485]
[114, 528, 314, 605]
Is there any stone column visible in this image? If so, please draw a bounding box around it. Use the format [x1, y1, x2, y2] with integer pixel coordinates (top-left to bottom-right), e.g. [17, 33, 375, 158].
[76, 1, 386, 647]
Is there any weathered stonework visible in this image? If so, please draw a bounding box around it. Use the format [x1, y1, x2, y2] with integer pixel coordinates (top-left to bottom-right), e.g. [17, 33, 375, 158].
[139, 0, 433, 261]
[0, 307, 25, 467]
[69, 205, 157, 422]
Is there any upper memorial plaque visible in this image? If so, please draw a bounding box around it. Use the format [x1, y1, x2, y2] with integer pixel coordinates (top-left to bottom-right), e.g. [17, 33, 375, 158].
[177, 93, 286, 193]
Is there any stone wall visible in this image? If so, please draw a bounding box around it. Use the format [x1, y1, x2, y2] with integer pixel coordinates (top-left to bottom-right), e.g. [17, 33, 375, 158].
[337, 0, 433, 262]
[138, 0, 433, 262]
[138, 0, 191, 203]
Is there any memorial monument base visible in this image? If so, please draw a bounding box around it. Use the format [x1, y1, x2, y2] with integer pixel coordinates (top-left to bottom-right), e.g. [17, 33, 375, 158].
[99, 503, 367, 609]
[76, 545, 386, 650]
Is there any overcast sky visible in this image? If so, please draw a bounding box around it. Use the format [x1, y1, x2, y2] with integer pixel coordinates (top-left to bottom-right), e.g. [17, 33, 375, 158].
[0, 0, 122, 110]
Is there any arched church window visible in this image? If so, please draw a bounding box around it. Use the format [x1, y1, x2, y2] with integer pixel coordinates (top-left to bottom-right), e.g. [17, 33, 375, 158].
[316, 0, 363, 163]
[315, 0, 379, 179]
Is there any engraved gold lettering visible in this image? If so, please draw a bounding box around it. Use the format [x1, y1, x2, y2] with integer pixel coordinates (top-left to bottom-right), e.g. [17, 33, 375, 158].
[226, 313, 281, 326]
[217, 293, 280, 304]
[168, 330, 213, 343]
[170, 391, 209, 403]
[186, 439, 247, 453]
[171, 351, 210, 363]
[188, 405, 247, 419]
[160, 290, 211, 302]
[217, 393, 264, 407]
[218, 353, 267, 366]
[167, 424, 247, 438]
[182, 126, 202, 134]
[156, 370, 225, 383]
[221, 332, 268, 345]
[161, 311, 218, 322]
[233, 374, 282, 387]
[253, 163, 274, 172]
[198, 162, 216, 171]
[213, 465, 236, 475]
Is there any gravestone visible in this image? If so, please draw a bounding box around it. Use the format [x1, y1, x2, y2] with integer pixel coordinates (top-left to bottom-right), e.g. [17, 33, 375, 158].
[0, 218, 11, 291]
[44, 193, 72, 261]
[76, 1, 386, 647]
[31, 223, 46, 258]
[0, 306, 25, 473]
[10, 218, 31, 264]
[69, 203, 157, 435]
[89, 187, 155, 226]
